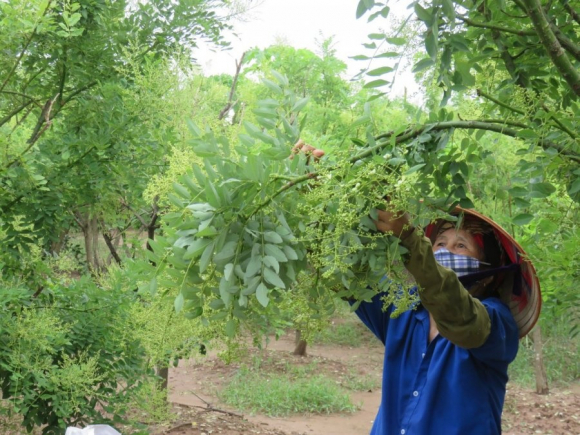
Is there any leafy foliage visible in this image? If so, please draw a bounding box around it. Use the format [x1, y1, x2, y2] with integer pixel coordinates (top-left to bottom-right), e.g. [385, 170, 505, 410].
[0, 277, 148, 433]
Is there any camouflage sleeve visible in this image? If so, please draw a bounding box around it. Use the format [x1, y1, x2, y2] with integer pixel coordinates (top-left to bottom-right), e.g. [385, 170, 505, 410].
[399, 230, 491, 348]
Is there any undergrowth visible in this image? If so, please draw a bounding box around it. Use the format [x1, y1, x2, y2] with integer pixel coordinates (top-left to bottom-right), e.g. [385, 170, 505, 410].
[219, 366, 358, 416]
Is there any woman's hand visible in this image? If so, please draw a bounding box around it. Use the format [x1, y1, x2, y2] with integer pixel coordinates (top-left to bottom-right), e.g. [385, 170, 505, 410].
[374, 209, 413, 239]
[291, 139, 325, 161]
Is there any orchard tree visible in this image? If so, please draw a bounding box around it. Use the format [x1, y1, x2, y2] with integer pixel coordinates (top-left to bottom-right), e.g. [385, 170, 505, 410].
[0, 0, 231, 281]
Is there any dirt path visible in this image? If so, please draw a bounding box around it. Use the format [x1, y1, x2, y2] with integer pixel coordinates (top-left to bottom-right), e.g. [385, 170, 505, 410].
[165, 333, 580, 435]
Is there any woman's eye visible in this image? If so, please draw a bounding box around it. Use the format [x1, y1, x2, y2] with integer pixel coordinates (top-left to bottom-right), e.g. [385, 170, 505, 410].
[458, 244, 466, 249]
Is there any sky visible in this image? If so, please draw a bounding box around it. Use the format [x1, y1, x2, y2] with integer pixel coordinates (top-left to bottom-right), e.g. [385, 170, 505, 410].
[193, 0, 419, 99]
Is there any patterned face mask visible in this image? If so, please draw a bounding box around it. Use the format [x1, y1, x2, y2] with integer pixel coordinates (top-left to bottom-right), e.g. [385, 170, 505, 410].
[433, 248, 483, 277]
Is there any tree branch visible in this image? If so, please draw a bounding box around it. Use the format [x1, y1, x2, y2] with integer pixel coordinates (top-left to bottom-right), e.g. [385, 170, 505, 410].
[559, 0, 580, 25]
[0, 100, 33, 128]
[522, 0, 580, 96]
[218, 52, 246, 120]
[457, 15, 536, 36]
[476, 89, 526, 115]
[550, 22, 580, 62]
[26, 93, 59, 146]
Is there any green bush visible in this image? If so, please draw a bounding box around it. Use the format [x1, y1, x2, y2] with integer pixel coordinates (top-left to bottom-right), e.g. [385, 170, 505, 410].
[0, 276, 149, 433]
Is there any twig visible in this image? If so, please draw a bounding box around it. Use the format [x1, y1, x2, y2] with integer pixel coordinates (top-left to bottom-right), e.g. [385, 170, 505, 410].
[457, 15, 535, 36]
[476, 89, 526, 115]
[218, 52, 246, 120]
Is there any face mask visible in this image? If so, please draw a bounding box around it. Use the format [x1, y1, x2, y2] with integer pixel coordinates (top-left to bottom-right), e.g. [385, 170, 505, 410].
[433, 248, 482, 277]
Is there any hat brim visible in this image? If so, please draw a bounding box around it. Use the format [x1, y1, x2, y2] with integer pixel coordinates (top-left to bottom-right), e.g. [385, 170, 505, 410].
[425, 207, 541, 338]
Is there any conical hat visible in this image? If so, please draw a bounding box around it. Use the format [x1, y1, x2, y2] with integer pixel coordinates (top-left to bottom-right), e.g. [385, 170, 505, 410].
[424, 207, 541, 338]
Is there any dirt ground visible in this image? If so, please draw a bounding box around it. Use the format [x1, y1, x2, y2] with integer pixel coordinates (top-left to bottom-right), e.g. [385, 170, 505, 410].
[155, 332, 580, 435]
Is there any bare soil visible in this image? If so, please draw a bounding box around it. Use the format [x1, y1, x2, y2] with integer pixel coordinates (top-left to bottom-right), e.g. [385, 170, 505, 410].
[154, 332, 580, 435]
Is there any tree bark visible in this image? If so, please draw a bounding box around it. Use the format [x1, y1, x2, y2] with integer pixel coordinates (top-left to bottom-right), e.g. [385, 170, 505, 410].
[76, 212, 102, 272]
[531, 325, 549, 394]
[156, 366, 169, 393]
[293, 330, 308, 356]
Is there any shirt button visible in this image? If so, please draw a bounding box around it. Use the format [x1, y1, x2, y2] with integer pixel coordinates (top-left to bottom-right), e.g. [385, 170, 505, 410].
[413, 391, 419, 397]
[401, 430, 406, 435]
[421, 353, 425, 358]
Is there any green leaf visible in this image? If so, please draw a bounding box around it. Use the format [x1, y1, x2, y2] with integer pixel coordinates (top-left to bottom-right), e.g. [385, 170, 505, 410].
[368, 33, 386, 40]
[404, 164, 426, 175]
[225, 319, 236, 338]
[517, 129, 539, 139]
[282, 245, 299, 260]
[375, 51, 400, 58]
[412, 58, 435, 73]
[224, 263, 234, 281]
[183, 239, 213, 260]
[256, 283, 269, 307]
[386, 37, 406, 46]
[356, 0, 375, 19]
[199, 241, 215, 273]
[568, 178, 580, 195]
[367, 66, 394, 76]
[262, 78, 283, 94]
[174, 293, 184, 313]
[363, 79, 389, 88]
[214, 241, 237, 263]
[264, 244, 288, 262]
[173, 182, 191, 199]
[529, 182, 556, 198]
[350, 55, 371, 60]
[292, 97, 310, 112]
[414, 3, 432, 22]
[263, 267, 286, 289]
[149, 277, 158, 296]
[264, 231, 283, 244]
[245, 255, 262, 279]
[262, 255, 279, 273]
[512, 213, 534, 225]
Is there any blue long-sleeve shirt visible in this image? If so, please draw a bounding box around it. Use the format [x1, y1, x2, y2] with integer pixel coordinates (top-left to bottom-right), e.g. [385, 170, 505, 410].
[355, 295, 518, 434]
[354, 230, 519, 434]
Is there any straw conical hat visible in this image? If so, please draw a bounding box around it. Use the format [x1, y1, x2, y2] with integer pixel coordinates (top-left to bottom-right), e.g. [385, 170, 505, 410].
[425, 207, 541, 338]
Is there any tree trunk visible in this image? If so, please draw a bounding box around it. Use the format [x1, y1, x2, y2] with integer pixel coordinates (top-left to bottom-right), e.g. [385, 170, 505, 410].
[156, 366, 169, 392]
[79, 213, 101, 272]
[293, 330, 308, 356]
[531, 324, 549, 394]
[50, 229, 69, 255]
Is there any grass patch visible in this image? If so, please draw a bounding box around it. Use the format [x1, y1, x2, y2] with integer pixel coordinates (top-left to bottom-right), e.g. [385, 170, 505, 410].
[219, 366, 358, 416]
[340, 369, 381, 392]
[313, 316, 377, 347]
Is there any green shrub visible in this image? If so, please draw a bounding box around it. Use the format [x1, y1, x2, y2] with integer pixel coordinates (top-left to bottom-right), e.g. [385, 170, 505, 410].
[0, 276, 149, 433]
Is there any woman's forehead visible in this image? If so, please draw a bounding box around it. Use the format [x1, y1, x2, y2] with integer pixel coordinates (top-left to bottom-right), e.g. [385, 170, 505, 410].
[435, 228, 478, 243]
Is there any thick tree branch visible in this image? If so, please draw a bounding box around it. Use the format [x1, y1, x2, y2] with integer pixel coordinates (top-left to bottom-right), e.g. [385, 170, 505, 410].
[26, 93, 59, 146]
[550, 22, 580, 62]
[522, 0, 580, 96]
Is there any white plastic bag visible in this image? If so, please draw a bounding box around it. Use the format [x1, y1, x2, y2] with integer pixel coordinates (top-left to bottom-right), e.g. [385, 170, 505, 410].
[65, 424, 121, 435]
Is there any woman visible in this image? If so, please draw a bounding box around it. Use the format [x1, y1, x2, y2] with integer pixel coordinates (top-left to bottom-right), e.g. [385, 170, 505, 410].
[355, 207, 541, 435]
